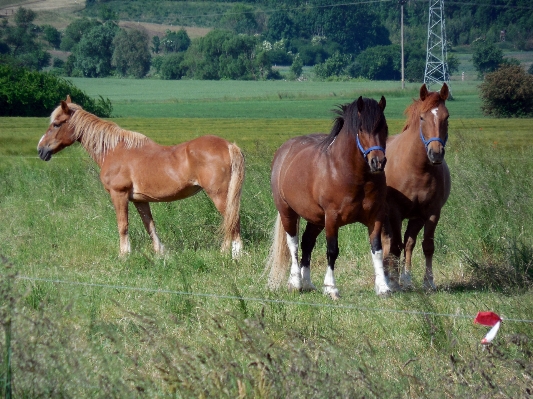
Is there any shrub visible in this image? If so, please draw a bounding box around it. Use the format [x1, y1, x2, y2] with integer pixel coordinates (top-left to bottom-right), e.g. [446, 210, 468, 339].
[0, 64, 113, 117]
[160, 52, 186, 80]
[472, 39, 503, 78]
[479, 64, 533, 117]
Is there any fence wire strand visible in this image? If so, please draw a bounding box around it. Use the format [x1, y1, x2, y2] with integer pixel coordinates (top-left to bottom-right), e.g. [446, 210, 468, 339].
[15, 275, 533, 324]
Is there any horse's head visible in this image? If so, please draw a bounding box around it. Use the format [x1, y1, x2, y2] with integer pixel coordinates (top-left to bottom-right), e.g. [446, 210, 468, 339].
[38, 96, 79, 161]
[418, 84, 449, 165]
[356, 96, 388, 173]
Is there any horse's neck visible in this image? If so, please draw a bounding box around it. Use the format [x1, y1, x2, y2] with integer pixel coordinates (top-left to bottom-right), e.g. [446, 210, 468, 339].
[400, 123, 430, 167]
[330, 131, 367, 171]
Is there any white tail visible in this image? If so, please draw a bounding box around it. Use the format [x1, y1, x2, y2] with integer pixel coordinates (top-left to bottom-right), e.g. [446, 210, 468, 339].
[265, 212, 299, 289]
[221, 143, 245, 254]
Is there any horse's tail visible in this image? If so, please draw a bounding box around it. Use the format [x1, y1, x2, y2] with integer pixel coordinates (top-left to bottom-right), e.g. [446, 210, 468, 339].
[221, 142, 245, 256]
[265, 212, 298, 289]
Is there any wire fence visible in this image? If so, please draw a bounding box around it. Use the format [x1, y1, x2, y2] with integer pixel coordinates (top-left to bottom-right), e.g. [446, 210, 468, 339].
[15, 275, 533, 324]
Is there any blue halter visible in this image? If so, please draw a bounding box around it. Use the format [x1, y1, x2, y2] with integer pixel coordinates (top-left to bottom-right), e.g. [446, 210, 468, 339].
[419, 127, 448, 149]
[356, 133, 386, 158]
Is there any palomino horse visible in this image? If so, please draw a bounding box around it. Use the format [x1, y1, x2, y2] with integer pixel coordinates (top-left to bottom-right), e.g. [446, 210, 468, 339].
[382, 83, 450, 290]
[37, 97, 244, 257]
[266, 96, 391, 299]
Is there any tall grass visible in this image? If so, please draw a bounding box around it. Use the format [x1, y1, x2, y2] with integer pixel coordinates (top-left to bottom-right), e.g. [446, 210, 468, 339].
[1, 118, 533, 397]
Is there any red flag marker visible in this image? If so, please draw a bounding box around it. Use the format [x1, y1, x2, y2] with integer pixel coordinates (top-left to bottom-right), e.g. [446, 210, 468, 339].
[474, 312, 502, 345]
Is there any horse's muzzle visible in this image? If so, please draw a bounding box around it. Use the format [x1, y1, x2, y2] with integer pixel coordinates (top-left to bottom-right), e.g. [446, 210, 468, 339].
[38, 147, 53, 161]
[369, 156, 387, 173]
[427, 148, 445, 165]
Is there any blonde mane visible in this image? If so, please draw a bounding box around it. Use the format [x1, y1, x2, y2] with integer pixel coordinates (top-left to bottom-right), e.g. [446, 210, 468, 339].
[53, 103, 149, 158]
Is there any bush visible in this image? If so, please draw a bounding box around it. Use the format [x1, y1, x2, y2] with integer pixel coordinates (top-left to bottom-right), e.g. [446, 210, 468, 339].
[0, 64, 113, 117]
[472, 39, 503, 78]
[479, 64, 533, 117]
[160, 53, 186, 80]
[313, 51, 351, 80]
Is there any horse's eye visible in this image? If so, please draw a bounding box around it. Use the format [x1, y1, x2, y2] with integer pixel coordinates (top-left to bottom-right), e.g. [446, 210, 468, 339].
[420, 116, 424, 121]
[53, 123, 60, 128]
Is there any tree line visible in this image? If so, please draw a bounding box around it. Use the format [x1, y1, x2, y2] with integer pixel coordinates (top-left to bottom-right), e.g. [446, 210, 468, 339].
[1, 1, 532, 82]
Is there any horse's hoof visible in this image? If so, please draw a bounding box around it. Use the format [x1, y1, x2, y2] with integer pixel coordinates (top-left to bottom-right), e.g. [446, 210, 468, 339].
[387, 280, 402, 292]
[423, 280, 437, 291]
[323, 286, 340, 300]
[301, 281, 317, 292]
[375, 283, 392, 297]
[399, 273, 414, 290]
[287, 274, 302, 291]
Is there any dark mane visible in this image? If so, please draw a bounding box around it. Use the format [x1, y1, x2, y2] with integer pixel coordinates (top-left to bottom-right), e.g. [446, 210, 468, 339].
[319, 97, 387, 151]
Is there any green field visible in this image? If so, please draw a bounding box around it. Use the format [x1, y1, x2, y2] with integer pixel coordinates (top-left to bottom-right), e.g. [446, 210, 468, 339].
[68, 78, 484, 119]
[1, 82, 533, 397]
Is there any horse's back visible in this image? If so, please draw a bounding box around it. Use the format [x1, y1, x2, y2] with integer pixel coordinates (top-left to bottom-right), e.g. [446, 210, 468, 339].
[101, 135, 236, 202]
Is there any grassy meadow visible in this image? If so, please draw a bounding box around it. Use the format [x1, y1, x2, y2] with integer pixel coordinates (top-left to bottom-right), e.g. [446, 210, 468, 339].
[1, 80, 533, 397]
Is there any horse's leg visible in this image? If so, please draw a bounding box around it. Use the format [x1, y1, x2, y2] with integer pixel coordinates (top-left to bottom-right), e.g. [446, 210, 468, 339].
[300, 222, 323, 291]
[368, 221, 391, 296]
[381, 212, 402, 292]
[422, 214, 440, 290]
[323, 217, 341, 299]
[402, 218, 425, 289]
[206, 191, 242, 258]
[280, 211, 301, 291]
[109, 191, 130, 255]
[133, 202, 164, 254]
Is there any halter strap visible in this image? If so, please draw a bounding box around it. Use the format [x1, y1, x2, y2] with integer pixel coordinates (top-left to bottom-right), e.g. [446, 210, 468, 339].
[356, 134, 386, 158]
[419, 127, 448, 149]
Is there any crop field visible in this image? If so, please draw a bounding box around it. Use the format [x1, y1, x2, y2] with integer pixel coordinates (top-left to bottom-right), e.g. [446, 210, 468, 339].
[1, 82, 533, 397]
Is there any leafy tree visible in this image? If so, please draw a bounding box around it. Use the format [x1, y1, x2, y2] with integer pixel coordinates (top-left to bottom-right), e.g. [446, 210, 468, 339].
[479, 64, 533, 117]
[60, 18, 102, 52]
[112, 28, 151, 78]
[0, 64, 112, 117]
[219, 4, 258, 34]
[161, 29, 190, 53]
[404, 43, 426, 82]
[289, 54, 303, 79]
[0, 7, 50, 70]
[160, 53, 186, 80]
[355, 45, 400, 80]
[42, 25, 61, 49]
[74, 23, 118, 77]
[292, 0, 390, 55]
[314, 51, 352, 79]
[151, 35, 161, 54]
[99, 5, 119, 22]
[472, 39, 503, 78]
[529, 64, 533, 75]
[180, 30, 278, 80]
[266, 11, 296, 42]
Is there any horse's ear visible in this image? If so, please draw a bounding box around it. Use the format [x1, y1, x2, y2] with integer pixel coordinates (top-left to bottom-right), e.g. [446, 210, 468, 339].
[440, 83, 449, 101]
[420, 84, 429, 101]
[356, 96, 365, 112]
[60, 101, 71, 115]
[66, 95, 72, 104]
[379, 96, 386, 111]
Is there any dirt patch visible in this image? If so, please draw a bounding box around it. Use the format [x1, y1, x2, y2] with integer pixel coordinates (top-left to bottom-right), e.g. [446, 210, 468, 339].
[119, 21, 210, 40]
[0, 0, 84, 12]
[0, 0, 210, 38]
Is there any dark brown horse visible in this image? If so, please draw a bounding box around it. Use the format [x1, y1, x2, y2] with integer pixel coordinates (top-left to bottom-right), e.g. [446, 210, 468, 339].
[266, 96, 390, 299]
[37, 97, 245, 257]
[382, 84, 450, 290]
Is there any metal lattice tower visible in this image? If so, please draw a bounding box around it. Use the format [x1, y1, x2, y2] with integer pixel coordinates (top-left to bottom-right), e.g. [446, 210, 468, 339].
[424, 0, 452, 95]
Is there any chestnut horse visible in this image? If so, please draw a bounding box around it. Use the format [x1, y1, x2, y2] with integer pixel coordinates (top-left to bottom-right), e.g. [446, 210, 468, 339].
[266, 96, 391, 299]
[37, 97, 244, 257]
[382, 84, 450, 290]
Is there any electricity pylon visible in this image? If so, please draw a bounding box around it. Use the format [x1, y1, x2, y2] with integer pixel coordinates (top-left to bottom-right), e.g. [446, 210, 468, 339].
[424, 0, 452, 96]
